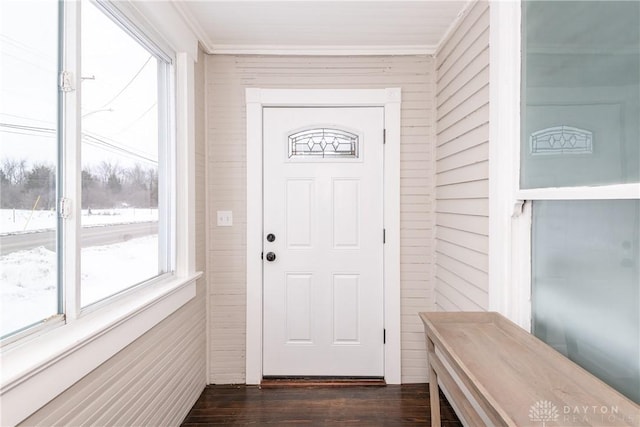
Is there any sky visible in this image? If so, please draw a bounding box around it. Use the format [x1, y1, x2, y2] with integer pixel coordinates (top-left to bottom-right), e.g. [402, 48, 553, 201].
[0, 0, 159, 171]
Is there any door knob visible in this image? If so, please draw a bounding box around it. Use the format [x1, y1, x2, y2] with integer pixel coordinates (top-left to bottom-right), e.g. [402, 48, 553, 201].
[266, 252, 277, 262]
[266, 233, 276, 242]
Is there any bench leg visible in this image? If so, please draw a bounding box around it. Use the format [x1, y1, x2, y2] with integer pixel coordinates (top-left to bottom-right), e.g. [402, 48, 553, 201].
[427, 337, 441, 427]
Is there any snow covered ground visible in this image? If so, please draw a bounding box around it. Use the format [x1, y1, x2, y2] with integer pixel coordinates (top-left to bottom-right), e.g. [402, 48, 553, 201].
[1, 246, 57, 337]
[1, 235, 158, 337]
[1, 208, 160, 337]
[1, 208, 158, 234]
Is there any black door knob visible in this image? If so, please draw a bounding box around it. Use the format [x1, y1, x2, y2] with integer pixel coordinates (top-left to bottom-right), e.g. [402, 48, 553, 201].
[266, 252, 276, 262]
[266, 233, 276, 242]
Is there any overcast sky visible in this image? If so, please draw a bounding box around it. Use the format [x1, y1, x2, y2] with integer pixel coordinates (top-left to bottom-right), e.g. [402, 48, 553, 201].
[1, 0, 159, 170]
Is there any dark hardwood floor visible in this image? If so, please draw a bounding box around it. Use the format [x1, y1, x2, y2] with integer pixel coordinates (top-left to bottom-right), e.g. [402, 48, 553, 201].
[181, 384, 463, 426]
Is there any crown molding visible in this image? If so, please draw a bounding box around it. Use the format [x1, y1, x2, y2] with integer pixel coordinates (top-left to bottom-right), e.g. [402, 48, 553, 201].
[170, 0, 215, 55]
[207, 44, 436, 56]
[171, 0, 466, 57]
[434, 0, 477, 57]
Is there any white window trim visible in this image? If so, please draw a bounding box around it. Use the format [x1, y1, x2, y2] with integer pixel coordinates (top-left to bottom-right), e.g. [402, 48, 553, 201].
[0, 3, 200, 425]
[63, 0, 82, 320]
[245, 88, 402, 385]
[517, 183, 640, 200]
[489, 0, 530, 328]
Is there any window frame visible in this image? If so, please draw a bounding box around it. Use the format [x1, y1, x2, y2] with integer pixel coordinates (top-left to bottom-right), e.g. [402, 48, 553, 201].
[489, 0, 640, 330]
[0, 0, 176, 338]
[76, 0, 176, 311]
[0, 0, 199, 424]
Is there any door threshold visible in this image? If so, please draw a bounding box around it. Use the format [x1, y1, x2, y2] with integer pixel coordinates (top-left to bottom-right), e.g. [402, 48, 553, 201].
[260, 377, 386, 388]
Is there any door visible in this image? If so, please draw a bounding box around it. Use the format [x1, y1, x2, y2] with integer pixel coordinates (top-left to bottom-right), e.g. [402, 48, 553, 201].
[263, 107, 384, 377]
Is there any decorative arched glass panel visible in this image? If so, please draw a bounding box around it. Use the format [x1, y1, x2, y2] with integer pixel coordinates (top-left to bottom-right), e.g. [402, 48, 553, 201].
[288, 128, 359, 159]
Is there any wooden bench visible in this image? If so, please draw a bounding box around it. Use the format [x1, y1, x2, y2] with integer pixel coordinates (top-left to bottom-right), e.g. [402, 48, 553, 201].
[419, 312, 639, 427]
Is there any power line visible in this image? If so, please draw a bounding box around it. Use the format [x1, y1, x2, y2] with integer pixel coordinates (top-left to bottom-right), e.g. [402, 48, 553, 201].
[0, 122, 54, 135]
[0, 112, 55, 126]
[82, 131, 157, 165]
[0, 50, 56, 73]
[0, 34, 56, 62]
[0, 129, 55, 139]
[0, 122, 158, 165]
[97, 55, 153, 109]
[114, 102, 156, 136]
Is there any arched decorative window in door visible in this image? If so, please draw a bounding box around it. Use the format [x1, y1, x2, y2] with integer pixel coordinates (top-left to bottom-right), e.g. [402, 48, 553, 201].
[288, 128, 359, 159]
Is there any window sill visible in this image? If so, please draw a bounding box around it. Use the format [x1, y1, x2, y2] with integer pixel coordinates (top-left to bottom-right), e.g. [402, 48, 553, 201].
[0, 272, 201, 426]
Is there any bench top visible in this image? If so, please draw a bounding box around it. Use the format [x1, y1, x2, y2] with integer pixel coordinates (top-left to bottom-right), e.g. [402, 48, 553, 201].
[419, 311, 639, 427]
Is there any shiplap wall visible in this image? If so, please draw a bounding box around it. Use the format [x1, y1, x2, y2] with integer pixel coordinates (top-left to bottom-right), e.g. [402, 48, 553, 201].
[206, 55, 436, 384]
[434, 0, 490, 311]
[19, 47, 208, 426]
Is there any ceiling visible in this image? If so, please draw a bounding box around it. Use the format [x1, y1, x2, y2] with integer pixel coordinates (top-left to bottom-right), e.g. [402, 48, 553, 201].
[173, 1, 469, 55]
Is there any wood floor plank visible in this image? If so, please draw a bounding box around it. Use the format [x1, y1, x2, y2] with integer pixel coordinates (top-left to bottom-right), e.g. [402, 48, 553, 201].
[181, 384, 462, 426]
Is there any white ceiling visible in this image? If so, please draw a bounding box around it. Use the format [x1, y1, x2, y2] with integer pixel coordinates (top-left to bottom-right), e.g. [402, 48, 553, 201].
[173, 1, 469, 55]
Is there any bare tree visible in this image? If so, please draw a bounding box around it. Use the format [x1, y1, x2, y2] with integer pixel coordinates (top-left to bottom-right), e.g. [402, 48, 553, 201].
[1, 158, 159, 210]
[1, 158, 19, 184]
[96, 161, 122, 185]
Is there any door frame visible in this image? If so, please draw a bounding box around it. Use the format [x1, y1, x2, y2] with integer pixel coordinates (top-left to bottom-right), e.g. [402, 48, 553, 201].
[245, 88, 402, 384]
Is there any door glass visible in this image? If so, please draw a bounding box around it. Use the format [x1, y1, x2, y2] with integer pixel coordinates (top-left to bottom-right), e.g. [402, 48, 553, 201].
[521, 1, 640, 188]
[532, 200, 640, 403]
[0, 0, 59, 338]
[288, 128, 359, 159]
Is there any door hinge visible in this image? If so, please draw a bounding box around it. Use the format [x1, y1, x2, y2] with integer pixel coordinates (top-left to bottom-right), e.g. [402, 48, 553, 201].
[59, 70, 75, 92]
[261, 251, 264, 260]
[383, 228, 386, 244]
[383, 329, 386, 344]
[383, 129, 386, 144]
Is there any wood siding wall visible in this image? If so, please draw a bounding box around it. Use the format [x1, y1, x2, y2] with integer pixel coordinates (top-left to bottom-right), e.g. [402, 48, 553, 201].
[434, 0, 490, 311]
[19, 47, 208, 426]
[206, 55, 436, 384]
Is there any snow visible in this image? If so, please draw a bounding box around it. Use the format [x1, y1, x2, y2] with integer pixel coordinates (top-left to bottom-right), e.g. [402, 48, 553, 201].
[0, 208, 158, 235]
[0, 208, 160, 337]
[0, 247, 57, 336]
[81, 235, 158, 306]
[1, 235, 158, 338]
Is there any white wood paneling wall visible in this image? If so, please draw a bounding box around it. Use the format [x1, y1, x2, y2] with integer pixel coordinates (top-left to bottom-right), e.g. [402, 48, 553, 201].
[206, 55, 436, 384]
[435, 1, 490, 311]
[18, 47, 208, 427]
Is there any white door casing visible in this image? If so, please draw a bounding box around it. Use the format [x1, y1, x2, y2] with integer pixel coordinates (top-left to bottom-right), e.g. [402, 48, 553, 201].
[263, 107, 384, 377]
[246, 88, 401, 384]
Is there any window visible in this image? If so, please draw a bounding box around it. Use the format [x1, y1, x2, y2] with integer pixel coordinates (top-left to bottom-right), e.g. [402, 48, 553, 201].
[0, 0, 60, 338]
[288, 128, 359, 159]
[522, 0, 639, 403]
[80, 1, 172, 307]
[0, 0, 175, 339]
[531, 200, 639, 401]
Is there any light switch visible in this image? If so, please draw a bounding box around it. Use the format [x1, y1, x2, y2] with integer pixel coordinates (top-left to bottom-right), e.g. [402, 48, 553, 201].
[217, 210, 233, 227]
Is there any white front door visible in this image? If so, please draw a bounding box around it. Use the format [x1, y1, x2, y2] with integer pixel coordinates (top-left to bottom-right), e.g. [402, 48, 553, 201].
[263, 107, 385, 377]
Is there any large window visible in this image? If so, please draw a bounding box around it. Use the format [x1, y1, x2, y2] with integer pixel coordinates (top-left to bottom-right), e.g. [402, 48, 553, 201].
[1, 0, 60, 337]
[0, 0, 175, 339]
[80, 1, 172, 307]
[522, 1, 639, 403]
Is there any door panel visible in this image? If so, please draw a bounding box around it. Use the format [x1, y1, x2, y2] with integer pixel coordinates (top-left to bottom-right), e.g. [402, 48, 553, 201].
[286, 179, 314, 248]
[332, 179, 360, 248]
[285, 273, 313, 343]
[263, 107, 384, 377]
[333, 274, 360, 343]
